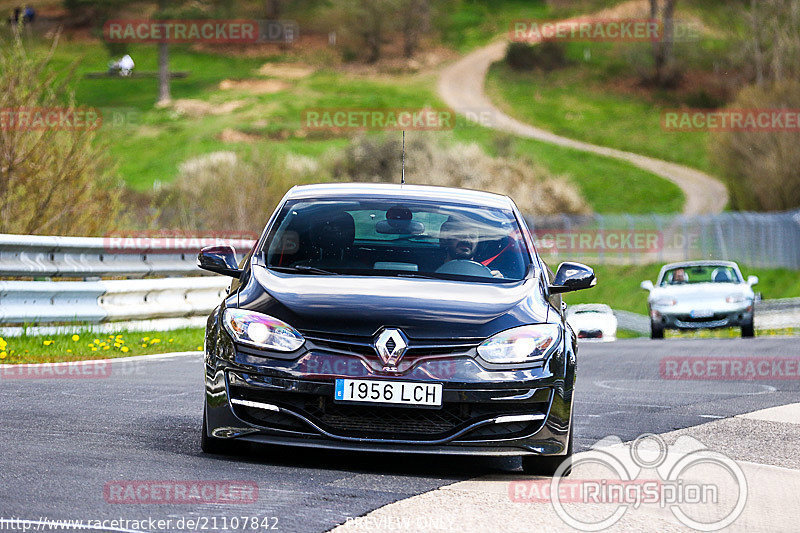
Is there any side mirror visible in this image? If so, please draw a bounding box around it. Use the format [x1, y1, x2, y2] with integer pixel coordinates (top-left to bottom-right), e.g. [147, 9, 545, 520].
[641, 280, 654, 291]
[549, 262, 596, 294]
[747, 275, 759, 286]
[198, 245, 242, 278]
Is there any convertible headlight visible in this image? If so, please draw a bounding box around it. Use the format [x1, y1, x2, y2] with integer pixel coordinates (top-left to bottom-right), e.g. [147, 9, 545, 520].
[223, 308, 305, 351]
[477, 324, 560, 365]
[726, 294, 746, 304]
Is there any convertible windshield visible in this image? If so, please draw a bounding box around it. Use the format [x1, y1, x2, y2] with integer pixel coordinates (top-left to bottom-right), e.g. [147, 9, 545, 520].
[263, 198, 532, 282]
[660, 264, 742, 286]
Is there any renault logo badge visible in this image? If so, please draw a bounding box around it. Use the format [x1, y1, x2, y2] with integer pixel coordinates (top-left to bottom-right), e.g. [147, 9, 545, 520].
[374, 328, 408, 368]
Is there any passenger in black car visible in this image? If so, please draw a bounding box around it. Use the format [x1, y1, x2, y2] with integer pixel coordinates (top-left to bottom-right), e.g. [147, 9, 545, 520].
[304, 211, 356, 267]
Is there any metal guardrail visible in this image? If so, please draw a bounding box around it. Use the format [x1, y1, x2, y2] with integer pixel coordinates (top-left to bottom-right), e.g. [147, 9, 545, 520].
[1, 232, 798, 333]
[0, 233, 255, 330]
[0, 278, 231, 324]
[528, 209, 800, 269]
[0, 233, 255, 278]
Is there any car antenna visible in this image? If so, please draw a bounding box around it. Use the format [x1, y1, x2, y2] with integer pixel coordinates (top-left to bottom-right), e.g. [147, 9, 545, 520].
[401, 130, 405, 185]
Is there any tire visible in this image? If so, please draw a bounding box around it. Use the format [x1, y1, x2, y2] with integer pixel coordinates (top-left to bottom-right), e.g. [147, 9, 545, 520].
[741, 319, 755, 338]
[201, 409, 236, 455]
[650, 321, 665, 339]
[521, 429, 573, 477]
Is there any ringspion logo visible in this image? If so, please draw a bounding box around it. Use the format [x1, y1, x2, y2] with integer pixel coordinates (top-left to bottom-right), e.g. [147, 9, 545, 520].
[511, 434, 747, 531]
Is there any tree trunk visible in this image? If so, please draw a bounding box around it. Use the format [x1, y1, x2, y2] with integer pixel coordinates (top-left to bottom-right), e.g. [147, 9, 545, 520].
[750, 0, 764, 86]
[265, 0, 283, 19]
[649, 0, 678, 86]
[157, 41, 171, 105]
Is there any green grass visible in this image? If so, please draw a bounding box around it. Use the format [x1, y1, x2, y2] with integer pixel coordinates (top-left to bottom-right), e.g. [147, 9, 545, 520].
[486, 60, 714, 175]
[6, 13, 690, 214]
[0, 328, 203, 364]
[33, 36, 684, 213]
[438, 0, 624, 51]
[562, 263, 800, 315]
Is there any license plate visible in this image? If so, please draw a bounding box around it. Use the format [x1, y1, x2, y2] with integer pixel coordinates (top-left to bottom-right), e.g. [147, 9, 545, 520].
[690, 309, 714, 318]
[334, 379, 442, 407]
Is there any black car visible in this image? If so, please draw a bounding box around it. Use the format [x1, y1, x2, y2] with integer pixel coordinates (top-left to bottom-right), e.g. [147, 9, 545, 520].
[198, 183, 595, 475]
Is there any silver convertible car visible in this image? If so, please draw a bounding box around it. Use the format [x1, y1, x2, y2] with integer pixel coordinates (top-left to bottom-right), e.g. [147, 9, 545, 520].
[641, 260, 758, 339]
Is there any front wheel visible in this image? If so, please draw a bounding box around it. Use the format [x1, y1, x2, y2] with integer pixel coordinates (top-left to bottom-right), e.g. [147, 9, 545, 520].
[201, 409, 238, 455]
[521, 429, 573, 477]
[741, 319, 755, 338]
[650, 321, 665, 339]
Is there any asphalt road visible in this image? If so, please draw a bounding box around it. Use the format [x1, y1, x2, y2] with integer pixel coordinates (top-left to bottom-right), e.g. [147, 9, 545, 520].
[1, 338, 798, 532]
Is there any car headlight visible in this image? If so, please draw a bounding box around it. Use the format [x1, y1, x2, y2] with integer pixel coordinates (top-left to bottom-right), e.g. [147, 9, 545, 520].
[726, 294, 748, 304]
[477, 324, 560, 365]
[223, 308, 305, 351]
[652, 297, 677, 307]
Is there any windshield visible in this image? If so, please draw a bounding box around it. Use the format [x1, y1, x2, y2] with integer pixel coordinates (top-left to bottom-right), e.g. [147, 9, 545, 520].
[262, 198, 532, 282]
[660, 265, 742, 286]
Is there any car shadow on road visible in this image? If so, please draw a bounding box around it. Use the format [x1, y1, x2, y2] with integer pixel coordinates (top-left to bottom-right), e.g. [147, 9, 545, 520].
[150, 414, 519, 479]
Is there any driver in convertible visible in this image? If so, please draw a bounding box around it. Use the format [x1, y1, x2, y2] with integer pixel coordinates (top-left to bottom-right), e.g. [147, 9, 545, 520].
[439, 219, 503, 278]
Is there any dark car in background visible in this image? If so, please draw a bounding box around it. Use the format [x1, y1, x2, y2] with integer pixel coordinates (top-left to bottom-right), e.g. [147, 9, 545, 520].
[198, 183, 596, 475]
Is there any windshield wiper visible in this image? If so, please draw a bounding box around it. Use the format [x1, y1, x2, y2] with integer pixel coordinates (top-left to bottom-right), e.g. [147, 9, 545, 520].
[393, 272, 444, 280]
[269, 265, 340, 275]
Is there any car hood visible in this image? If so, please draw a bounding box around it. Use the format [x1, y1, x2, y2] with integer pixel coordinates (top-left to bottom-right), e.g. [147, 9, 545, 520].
[242, 265, 549, 338]
[649, 282, 753, 303]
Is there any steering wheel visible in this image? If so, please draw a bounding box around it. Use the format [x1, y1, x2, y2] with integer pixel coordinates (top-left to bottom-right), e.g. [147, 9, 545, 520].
[435, 260, 493, 277]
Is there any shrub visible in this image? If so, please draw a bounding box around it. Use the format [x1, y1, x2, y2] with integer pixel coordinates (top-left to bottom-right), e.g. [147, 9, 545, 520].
[330, 134, 589, 215]
[711, 81, 800, 211]
[154, 151, 314, 235]
[505, 41, 568, 72]
[0, 31, 128, 236]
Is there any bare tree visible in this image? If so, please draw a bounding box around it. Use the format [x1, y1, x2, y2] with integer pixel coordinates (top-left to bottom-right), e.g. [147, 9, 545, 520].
[399, 0, 430, 58]
[264, 0, 285, 19]
[745, 0, 800, 85]
[341, 0, 398, 63]
[649, 0, 679, 86]
[712, 81, 800, 211]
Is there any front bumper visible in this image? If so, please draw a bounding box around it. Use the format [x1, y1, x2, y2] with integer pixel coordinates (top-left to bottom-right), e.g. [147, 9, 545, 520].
[204, 325, 574, 457]
[653, 306, 753, 330]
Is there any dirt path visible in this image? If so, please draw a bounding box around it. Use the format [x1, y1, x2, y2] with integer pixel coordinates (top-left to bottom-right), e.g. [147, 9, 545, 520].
[437, 35, 729, 215]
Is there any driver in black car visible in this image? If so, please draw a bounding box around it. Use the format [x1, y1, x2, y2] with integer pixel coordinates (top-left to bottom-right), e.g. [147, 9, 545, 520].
[439, 219, 503, 278]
